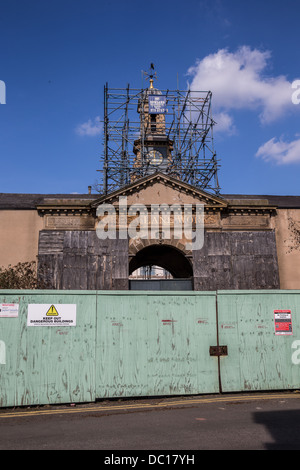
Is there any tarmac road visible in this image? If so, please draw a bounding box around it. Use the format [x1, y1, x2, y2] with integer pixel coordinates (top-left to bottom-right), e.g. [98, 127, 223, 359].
[1, 392, 300, 451]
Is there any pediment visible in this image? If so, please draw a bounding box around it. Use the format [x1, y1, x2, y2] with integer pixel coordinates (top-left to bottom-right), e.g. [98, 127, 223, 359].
[91, 172, 228, 209]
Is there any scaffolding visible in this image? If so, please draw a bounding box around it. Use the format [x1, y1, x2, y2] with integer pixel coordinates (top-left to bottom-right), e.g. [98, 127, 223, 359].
[99, 82, 221, 195]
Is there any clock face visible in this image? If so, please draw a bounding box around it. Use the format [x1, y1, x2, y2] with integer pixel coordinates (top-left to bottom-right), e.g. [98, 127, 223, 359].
[147, 149, 163, 166]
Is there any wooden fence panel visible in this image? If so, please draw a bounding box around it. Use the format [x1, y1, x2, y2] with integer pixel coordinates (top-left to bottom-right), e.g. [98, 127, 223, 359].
[0, 290, 97, 407]
[217, 290, 300, 392]
[96, 292, 219, 398]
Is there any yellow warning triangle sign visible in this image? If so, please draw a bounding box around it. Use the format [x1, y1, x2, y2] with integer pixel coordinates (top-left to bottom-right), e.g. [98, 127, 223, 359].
[46, 304, 59, 316]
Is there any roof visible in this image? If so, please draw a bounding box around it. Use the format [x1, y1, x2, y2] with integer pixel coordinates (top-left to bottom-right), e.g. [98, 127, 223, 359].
[0, 193, 96, 210]
[1, 191, 300, 210]
[221, 194, 300, 208]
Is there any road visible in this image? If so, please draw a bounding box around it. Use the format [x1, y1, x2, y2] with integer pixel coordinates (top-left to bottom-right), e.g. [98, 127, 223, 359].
[1, 392, 300, 451]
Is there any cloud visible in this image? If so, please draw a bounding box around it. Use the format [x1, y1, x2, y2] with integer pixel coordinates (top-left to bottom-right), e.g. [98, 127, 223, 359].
[213, 111, 236, 134]
[256, 136, 300, 164]
[187, 46, 295, 131]
[76, 116, 102, 136]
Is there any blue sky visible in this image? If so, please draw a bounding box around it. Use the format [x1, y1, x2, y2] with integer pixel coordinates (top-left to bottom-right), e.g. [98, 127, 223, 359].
[0, 0, 300, 196]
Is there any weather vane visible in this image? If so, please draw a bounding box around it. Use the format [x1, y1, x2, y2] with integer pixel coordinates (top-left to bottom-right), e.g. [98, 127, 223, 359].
[143, 63, 157, 89]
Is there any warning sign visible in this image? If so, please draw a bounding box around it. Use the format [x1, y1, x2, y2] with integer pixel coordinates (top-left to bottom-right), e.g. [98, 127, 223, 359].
[27, 304, 76, 327]
[0, 303, 19, 318]
[46, 305, 59, 316]
[274, 310, 292, 335]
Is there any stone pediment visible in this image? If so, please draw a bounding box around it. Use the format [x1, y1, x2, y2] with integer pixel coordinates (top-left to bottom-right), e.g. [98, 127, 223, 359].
[91, 172, 228, 210]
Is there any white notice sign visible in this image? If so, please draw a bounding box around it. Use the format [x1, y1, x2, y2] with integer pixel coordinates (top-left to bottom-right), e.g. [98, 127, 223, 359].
[0, 303, 19, 317]
[27, 304, 76, 327]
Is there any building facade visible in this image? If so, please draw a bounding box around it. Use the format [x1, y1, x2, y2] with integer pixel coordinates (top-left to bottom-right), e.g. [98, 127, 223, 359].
[0, 175, 300, 291]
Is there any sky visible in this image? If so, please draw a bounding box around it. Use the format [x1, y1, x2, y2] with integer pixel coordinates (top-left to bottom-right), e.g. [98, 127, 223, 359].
[0, 0, 300, 196]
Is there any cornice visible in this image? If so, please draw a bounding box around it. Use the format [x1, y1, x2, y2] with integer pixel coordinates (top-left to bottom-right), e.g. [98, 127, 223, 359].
[36, 173, 278, 217]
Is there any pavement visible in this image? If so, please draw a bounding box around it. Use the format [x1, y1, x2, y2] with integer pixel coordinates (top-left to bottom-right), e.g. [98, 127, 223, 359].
[1, 391, 300, 451]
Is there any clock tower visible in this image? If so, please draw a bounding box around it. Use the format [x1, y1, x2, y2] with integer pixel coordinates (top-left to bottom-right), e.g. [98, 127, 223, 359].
[132, 66, 174, 179]
[101, 65, 220, 194]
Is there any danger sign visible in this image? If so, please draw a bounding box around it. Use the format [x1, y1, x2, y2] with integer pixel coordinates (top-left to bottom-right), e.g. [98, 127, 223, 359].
[46, 305, 59, 316]
[274, 310, 292, 335]
[27, 304, 76, 327]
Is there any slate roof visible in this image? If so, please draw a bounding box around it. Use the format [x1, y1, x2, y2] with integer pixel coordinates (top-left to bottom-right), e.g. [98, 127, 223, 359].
[222, 194, 300, 208]
[0, 192, 300, 209]
[0, 193, 96, 210]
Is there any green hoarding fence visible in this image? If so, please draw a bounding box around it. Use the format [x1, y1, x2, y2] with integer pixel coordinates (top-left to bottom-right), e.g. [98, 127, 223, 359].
[0, 290, 97, 408]
[0, 289, 300, 408]
[217, 290, 300, 393]
[96, 291, 219, 398]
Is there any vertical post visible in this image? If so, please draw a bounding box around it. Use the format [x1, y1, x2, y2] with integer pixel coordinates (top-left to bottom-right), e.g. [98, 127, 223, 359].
[140, 89, 145, 177]
[215, 293, 223, 394]
[121, 84, 130, 186]
[103, 83, 108, 195]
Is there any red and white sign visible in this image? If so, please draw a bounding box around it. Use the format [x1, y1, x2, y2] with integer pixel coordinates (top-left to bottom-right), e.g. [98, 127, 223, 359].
[274, 310, 292, 335]
[0, 303, 19, 317]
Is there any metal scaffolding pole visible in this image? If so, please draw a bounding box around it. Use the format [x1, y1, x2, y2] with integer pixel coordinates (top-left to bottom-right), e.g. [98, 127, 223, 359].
[99, 84, 221, 195]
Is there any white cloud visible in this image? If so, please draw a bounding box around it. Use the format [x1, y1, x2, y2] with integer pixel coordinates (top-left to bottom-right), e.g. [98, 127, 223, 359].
[76, 116, 102, 136]
[213, 111, 236, 134]
[187, 46, 295, 131]
[256, 136, 300, 164]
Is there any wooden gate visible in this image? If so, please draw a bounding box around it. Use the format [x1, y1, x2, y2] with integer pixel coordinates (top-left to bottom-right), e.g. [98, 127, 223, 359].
[217, 290, 300, 392]
[96, 292, 220, 398]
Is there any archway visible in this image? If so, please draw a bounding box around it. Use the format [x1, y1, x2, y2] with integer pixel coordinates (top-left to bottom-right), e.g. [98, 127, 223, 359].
[129, 244, 193, 291]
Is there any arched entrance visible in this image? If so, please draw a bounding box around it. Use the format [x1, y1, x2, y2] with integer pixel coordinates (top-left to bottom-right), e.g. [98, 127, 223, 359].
[129, 244, 193, 291]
